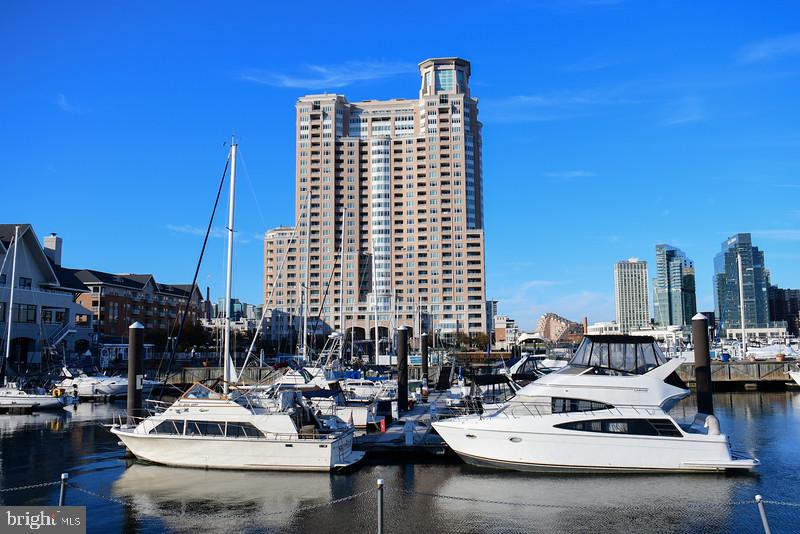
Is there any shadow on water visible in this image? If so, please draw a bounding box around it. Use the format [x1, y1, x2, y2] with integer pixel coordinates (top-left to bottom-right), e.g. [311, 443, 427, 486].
[0, 392, 797, 533]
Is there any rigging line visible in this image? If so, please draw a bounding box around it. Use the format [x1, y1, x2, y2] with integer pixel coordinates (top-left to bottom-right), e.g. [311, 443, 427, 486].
[156, 151, 230, 399]
[0, 236, 11, 279]
[236, 148, 268, 232]
[310, 234, 343, 345]
[240, 200, 307, 371]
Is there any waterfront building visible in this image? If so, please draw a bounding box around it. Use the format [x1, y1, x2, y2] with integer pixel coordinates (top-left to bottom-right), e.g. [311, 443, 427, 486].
[263, 57, 488, 349]
[0, 225, 94, 366]
[713, 233, 770, 332]
[629, 325, 689, 346]
[536, 312, 583, 343]
[493, 315, 519, 350]
[586, 321, 621, 335]
[485, 299, 498, 337]
[73, 271, 203, 341]
[653, 244, 696, 327]
[614, 258, 650, 333]
[768, 285, 800, 336]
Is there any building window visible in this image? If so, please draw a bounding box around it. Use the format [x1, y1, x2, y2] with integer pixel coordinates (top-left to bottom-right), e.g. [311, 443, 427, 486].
[435, 70, 455, 92]
[12, 303, 37, 323]
[0, 302, 5, 322]
[19, 277, 32, 289]
[0, 274, 5, 286]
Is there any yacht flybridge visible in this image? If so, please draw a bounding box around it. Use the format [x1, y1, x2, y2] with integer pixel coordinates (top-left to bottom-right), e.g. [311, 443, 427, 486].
[110, 383, 363, 471]
[434, 335, 759, 473]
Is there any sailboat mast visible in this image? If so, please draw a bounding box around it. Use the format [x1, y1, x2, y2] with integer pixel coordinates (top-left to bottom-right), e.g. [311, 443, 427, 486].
[737, 252, 747, 358]
[302, 190, 310, 361]
[2, 226, 19, 387]
[338, 209, 346, 360]
[223, 142, 237, 396]
[372, 250, 379, 362]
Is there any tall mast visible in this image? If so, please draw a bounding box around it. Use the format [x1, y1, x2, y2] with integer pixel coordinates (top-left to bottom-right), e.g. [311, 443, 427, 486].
[302, 190, 311, 361]
[2, 226, 19, 387]
[372, 250, 380, 362]
[737, 252, 747, 358]
[223, 142, 237, 396]
[338, 209, 346, 361]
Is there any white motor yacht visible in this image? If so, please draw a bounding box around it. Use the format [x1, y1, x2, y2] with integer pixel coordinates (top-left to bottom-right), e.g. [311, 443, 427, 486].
[111, 383, 364, 471]
[434, 335, 759, 473]
[0, 383, 71, 410]
[789, 367, 800, 387]
[59, 368, 157, 398]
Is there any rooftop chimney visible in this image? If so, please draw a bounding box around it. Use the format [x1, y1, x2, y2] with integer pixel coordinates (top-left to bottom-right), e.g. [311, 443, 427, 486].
[43, 233, 62, 266]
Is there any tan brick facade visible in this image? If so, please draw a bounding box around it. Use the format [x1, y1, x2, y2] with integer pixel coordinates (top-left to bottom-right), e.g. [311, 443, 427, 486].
[264, 58, 487, 340]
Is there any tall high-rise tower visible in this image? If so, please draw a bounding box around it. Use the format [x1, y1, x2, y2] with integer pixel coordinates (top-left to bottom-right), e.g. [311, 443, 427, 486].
[614, 258, 650, 333]
[713, 233, 770, 331]
[653, 244, 697, 327]
[264, 58, 487, 346]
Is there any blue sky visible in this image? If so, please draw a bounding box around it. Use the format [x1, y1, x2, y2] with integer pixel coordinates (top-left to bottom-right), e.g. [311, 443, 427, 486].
[2, 1, 798, 330]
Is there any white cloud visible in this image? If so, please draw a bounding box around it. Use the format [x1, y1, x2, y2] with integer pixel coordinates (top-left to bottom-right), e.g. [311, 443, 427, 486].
[480, 90, 635, 123]
[240, 61, 415, 89]
[751, 229, 800, 241]
[56, 93, 80, 113]
[663, 96, 704, 125]
[544, 170, 596, 179]
[740, 33, 800, 63]
[564, 55, 621, 72]
[166, 224, 254, 244]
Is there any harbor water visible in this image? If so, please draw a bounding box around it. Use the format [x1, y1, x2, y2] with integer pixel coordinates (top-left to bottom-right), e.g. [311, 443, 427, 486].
[1, 391, 798, 533]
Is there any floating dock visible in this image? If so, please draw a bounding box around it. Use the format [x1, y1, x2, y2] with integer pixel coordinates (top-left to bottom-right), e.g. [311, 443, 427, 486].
[354, 391, 450, 457]
[677, 361, 796, 389]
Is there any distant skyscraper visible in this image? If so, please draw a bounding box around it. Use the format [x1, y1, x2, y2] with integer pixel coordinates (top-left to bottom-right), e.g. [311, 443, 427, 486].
[768, 285, 800, 336]
[614, 258, 650, 333]
[653, 244, 697, 327]
[713, 233, 770, 331]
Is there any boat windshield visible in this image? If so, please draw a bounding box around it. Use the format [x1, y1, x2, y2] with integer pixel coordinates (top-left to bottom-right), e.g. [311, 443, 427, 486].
[181, 383, 223, 400]
[568, 335, 667, 375]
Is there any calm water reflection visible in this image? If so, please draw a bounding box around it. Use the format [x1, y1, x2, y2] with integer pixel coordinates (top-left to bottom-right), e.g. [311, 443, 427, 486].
[0, 392, 798, 533]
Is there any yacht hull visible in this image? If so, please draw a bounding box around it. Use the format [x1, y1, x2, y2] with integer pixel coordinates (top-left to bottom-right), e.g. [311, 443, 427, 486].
[434, 420, 758, 473]
[0, 392, 67, 410]
[111, 428, 364, 472]
[789, 371, 800, 387]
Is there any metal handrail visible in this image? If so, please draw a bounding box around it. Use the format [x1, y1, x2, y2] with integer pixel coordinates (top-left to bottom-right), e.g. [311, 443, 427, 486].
[487, 401, 664, 420]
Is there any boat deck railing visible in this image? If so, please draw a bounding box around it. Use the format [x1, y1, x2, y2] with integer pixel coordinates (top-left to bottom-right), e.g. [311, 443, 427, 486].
[484, 401, 665, 420]
[112, 413, 349, 442]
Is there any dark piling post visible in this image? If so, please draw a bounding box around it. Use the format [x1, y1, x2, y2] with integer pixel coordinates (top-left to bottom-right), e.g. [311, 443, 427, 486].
[127, 322, 145, 423]
[397, 326, 408, 413]
[692, 313, 713, 415]
[377, 478, 385, 534]
[421, 332, 429, 402]
[58, 473, 68, 506]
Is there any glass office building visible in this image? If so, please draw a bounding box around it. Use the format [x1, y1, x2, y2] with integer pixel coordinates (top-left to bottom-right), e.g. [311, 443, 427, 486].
[653, 244, 696, 327]
[713, 233, 770, 331]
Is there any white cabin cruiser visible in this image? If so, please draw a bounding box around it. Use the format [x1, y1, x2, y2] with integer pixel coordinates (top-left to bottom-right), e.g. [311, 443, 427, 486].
[111, 383, 364, 471]
[0, 383, 71, 410]
[59, 368, 158, 398]
[434, 335, 759, 473]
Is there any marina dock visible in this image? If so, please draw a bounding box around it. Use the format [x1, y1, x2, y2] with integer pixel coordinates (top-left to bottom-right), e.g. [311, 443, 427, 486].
[354, 391, 450, 457]
[676, 360, 796, 389]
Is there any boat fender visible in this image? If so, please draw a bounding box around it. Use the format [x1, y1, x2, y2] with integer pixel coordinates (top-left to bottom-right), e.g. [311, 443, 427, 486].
[705, 415, 721, 435]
